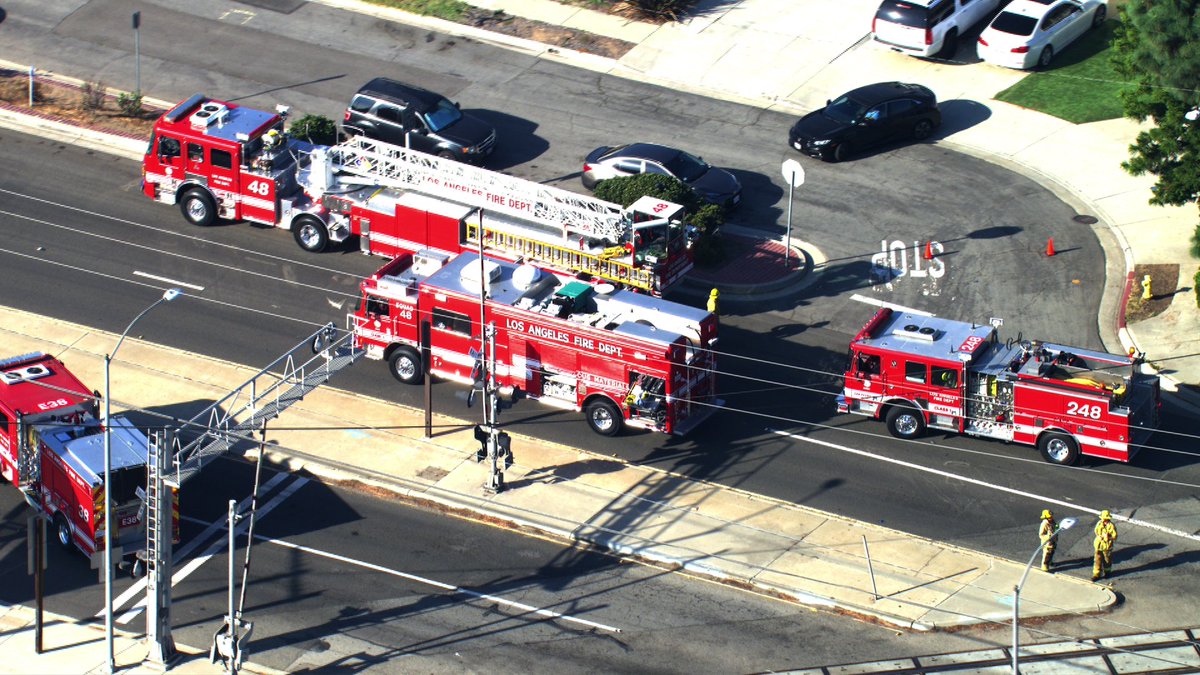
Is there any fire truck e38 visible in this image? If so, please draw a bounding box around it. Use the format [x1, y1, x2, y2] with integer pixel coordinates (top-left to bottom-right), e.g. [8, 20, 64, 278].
[0, 353, 150, 564]
[837, 308, 1160, 465]
[350, 250, 721, 436]
[142, 94, 695, 295]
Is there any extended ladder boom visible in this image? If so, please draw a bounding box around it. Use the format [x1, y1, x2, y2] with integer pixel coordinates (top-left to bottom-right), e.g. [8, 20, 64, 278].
[324, 136, 629, 243]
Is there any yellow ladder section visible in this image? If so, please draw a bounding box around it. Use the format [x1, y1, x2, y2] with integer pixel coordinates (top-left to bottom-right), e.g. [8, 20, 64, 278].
[465, 223, 655, 292]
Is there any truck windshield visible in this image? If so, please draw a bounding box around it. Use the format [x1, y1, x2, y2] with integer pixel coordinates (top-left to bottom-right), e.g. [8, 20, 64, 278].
[422, 99, 463, 133]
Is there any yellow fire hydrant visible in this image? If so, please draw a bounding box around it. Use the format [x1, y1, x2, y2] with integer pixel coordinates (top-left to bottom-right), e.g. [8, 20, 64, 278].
[1141, 274, 1152, 301]
[707, 288, 720, 317]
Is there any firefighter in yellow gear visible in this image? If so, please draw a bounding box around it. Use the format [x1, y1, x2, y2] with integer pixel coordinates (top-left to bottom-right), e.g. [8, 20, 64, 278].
[1038, 509, 1057, 572]
[1092, 510, 1118, 581]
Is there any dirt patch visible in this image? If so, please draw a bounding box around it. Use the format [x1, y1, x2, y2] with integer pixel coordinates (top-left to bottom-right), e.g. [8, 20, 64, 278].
[0, 71, 159, 139]
[1124, 263, 1180, 323]
[463, 8, 637, 59]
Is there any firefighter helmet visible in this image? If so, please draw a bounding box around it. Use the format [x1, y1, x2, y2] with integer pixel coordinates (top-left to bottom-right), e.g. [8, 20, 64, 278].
[1041, 509, 1053, 519]
[1100, 510, 1112, 520]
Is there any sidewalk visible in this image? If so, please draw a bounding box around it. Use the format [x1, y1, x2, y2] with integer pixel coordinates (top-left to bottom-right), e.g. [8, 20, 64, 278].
[0, 305, 1115, 671]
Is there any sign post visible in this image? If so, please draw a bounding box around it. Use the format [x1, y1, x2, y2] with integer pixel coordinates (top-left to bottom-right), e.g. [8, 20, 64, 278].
[781, 159, 806, 267]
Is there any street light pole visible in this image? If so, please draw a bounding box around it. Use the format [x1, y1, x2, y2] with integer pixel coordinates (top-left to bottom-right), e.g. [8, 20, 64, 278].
[103, 288, 181, 673]
[1012, 516, 1075, 674]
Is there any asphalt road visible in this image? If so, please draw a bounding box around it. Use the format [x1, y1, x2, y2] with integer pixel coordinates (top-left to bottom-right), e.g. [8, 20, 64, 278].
[0, 457, 1027, 673]
[1, 0, 1198, 655]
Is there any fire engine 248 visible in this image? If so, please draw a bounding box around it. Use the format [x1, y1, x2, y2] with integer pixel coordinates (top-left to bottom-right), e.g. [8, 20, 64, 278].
[350, 250, 720, 436]
[838, 308, 1160, 465]
[142, 95, 694, 295]
[0, 353, 149, 564]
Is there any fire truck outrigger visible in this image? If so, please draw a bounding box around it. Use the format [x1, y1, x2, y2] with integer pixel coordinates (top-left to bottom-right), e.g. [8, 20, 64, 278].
[350, 250, 720, 436]
[0, 352, 149, 564]
[837, 308, 1160, 465]
[142, 94, 694, 295]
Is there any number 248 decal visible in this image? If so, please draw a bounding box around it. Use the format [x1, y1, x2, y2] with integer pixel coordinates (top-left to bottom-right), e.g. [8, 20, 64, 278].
[1066, 401, 1103, 419]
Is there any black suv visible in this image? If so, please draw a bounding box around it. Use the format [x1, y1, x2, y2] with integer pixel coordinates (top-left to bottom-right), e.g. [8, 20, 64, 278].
[343, 78, 497, 163]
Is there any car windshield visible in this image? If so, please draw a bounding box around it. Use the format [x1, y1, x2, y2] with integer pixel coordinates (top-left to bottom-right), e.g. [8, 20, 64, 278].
[421, 98, 462, 133]
[662, 150, 709, 182]
[824, 94, 870, 124]
[990, 11, 1037, 36]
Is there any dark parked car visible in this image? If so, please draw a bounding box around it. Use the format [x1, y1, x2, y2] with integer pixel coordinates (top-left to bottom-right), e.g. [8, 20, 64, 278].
[581, 143, 742, 209]
[788, 82, 941, 162]
[343, 78, 496, 164]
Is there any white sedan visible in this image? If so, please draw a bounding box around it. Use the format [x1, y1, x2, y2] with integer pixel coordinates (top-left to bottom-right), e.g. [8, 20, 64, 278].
[976, 0, 1107, 70]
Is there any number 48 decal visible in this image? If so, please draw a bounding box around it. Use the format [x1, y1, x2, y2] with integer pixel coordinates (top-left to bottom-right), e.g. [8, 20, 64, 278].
[1066, 401, 1102, 419]
[247, 180, 271, 196]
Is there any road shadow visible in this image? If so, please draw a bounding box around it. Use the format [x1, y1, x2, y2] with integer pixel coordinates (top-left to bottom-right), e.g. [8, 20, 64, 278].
[937, 99, 993, 137]
[467, 109, 549, 170]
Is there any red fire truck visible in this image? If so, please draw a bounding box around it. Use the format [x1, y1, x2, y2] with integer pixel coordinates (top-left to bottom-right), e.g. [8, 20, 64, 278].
[0, 353, 149, 564]
[837, 308, 1160, 465]
[142, 95, 694, 295]
[350, 250, 720, 435]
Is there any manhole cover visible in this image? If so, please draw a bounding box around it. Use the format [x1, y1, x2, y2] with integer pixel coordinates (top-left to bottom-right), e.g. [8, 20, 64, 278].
[1073, 214, 1099, 224]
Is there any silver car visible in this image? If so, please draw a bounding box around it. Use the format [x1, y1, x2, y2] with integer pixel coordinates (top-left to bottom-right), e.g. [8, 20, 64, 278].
[581, 143, 742, 209]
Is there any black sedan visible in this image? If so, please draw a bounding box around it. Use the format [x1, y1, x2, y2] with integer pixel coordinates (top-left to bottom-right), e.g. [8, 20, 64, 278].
[581, 143, 742, 209]
[788, 82, 941, 162]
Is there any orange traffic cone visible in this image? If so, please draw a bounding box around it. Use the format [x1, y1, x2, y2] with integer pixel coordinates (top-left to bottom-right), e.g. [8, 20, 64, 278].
[1046, 237, 1056, 257]
[923, 241, 934, 260]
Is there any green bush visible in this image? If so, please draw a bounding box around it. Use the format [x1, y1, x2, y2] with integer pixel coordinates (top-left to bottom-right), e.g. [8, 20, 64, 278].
[1194, 267, 1200, 308]
[1190, 223, 1200, 260]
[624, 0, 695, 21]
[593, 173, 699, 210]
[117, 91, 143, 117]
[591, 174, 730, 265]
[288, 114, 338, 146]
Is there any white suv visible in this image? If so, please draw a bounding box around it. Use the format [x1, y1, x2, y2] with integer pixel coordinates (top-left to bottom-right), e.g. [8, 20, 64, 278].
[873, 0, 1002, 59]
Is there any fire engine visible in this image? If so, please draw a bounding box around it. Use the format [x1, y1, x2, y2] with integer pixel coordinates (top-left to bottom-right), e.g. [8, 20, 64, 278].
[837, 308, 1160, 465]
[142, 94, 694, 295]
[0, 352, 149, 564]
[350, 250, 720, 436]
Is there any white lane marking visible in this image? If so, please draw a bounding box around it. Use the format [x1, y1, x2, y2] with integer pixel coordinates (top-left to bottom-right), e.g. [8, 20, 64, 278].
[254, 534, 622, 633]
[849, 294, 934, 316]
[106, 472, 291, 616]
[113, 475, 307, 623]
[133, 270, 205, 292]
[769, 428, 1200, 543]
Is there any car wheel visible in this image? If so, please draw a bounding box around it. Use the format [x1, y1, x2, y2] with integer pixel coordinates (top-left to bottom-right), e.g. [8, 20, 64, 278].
[438, 150, 458, 161]
[292, 215, 329, 253]
[886, 405, 925, 440]
[937, 30, 958, 59]
[1038, 432, 1080, 466]
[832, 142, 852, 163]
[54, 514, 73, 550]
[180, 189, 216, 227]
[912, 119, 934, 141]
[1092, 5, 1107, 28]
[1038, 46, 1054, 69]
[388, 347, 423, 385]
[585, 398, 623, 437]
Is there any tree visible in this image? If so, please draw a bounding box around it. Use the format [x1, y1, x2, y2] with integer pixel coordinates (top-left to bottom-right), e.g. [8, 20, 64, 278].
[287, 114, 338, 146]
[592, 173, 728, 266]
[1112, 1, 1200, 208]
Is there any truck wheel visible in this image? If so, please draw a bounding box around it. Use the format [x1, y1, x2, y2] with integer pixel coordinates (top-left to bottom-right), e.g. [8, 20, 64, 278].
[1038, 432, 1080, 466]
[936, 29, 958, 59]
[886, 405, 925, 440]
[292, 216, 329, 253]
[53, 514, 73, 550]
[180, 189, 216, 227]
[585, 398, 623, 437]
[388, 347, 423, 385]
